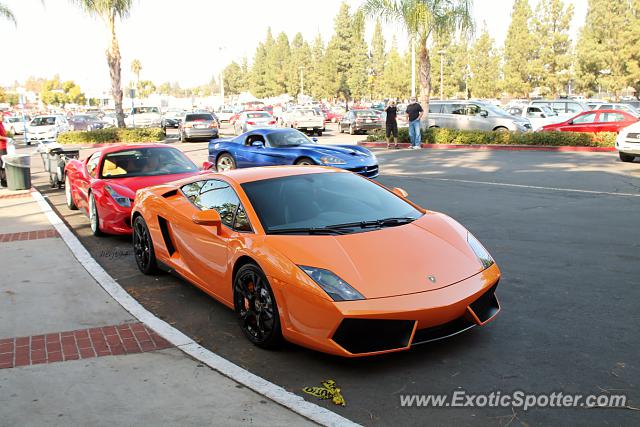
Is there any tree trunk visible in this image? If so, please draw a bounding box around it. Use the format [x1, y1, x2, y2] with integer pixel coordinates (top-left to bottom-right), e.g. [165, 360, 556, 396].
[107, 16, 125, 128]
[417, 36, 431, 128]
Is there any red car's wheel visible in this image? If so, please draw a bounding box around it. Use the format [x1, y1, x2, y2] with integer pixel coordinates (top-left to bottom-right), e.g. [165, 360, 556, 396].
[65, 176, 78, 210]
[89, 193, 104, 237]
[233, 263, 282, 349]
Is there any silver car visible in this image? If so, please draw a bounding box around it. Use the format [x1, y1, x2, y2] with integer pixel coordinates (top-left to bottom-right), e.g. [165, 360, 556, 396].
[179, 112, 219, 142]
[234, 111, 277, 135]
[427, 101, 532, 132]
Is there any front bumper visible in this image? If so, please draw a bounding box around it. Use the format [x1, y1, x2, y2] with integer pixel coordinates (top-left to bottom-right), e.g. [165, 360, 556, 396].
[345, 164, 379, 178]
[273, 263, 501, 357]
[28, 132, 57, 141]
[96, 196, 134, 235]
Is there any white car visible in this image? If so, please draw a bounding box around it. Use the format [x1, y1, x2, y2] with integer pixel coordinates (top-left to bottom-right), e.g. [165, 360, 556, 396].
[281, 108, 325, 136]
[507, 104, 563, 131]
[125, 106, 162, 128]
[591, 103, 640, 118]
[233, 111, 277, 135]
[27, 115, 70, 145]
[3, 116, 27, 135]
[616, 121, 640, 162]
[216, 107, 236, 122]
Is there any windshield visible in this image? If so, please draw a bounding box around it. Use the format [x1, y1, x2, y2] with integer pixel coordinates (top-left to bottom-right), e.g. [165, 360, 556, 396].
[295, 109, 319, 117]
[100, 147, 198, 178]
[246, 112, 271, 119]
[6, 117, 21, 123]
[267, 130, 313, 147]
[132, 107, 159, 114]
[355, 110, 378, 117]
[242, 173, 422, 234]
[31, 117, 56, 126]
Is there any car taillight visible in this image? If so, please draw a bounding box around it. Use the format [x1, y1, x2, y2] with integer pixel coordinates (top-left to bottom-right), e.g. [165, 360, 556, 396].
[247, 121, 256, 125]
[183, 123, 193, 128]
[268, 120, 276, 125]
[210, 122, 218, 128]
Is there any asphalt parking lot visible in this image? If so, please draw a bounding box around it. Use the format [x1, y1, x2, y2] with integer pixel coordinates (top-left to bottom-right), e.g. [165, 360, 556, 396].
[27, 131, 640, 426]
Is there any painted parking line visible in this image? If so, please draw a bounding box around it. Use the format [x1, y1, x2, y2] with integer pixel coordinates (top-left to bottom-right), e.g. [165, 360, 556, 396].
[0, 229, 58, 243]
[0, 322, 172, 369]
[30, 191, 360, 427]
[384, 173, 640, 198]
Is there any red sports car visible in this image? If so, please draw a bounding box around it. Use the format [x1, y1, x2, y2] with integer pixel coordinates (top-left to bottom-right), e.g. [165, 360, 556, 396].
[64, 144, 201, 236]
[541, 109, 638, 133]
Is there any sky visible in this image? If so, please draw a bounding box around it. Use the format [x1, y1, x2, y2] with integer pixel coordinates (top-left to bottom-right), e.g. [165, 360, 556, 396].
[0, 0, 588, 95]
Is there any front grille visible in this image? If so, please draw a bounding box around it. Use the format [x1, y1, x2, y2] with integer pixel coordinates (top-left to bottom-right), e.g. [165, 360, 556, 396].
[468, 283, 500, 323]
[627, 133, 640, 140]
[332, 318, 415, 354]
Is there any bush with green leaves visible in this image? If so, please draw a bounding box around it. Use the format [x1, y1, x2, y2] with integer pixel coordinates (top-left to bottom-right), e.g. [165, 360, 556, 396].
[57, 128, 165, 145]
[366, 128, 616, 147]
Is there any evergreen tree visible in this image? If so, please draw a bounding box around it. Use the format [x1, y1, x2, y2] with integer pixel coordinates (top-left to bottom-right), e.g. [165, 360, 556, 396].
[576, 0, 630, 97]
[265, 32, 291, 96]
[286, 33, 312, 96]
[249, 29, 273, 98]
[624, 0, 640, 96]
[468, 28, 501, 98]
[327, 2, 356, 100]
[223, 62, 245, 95]
[370, 19, 386, 99]
[382, 37, 410, 99]
[503, 0, 536, 97]
[533, 0, 574, 96]
[348, 16, 370, 100]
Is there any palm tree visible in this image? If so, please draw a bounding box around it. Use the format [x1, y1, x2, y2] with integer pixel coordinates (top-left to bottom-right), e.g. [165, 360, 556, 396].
[0, 3, 16, 25]
[71, 0, 134, 128]
[131, 58, 142, 90]
[361, 0, 473, 111]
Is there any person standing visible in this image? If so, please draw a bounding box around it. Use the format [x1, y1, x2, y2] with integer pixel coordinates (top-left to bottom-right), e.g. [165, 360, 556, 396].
[405, 97, 424, 149]
[0, 119, 7, 187]
[384, 100, 398, 149]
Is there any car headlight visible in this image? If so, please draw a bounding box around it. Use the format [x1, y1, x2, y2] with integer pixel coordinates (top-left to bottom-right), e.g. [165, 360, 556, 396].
[467, 232, 494, 269]
[299, 266, 364, 301]
[319, 156, 346, 165]
[104, 185, 131, 207]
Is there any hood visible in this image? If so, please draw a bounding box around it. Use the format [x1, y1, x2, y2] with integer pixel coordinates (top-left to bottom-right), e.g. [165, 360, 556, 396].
[102, 172, 197, 196]
[265, 213, 484, 299]
[298, 144, 372, 159]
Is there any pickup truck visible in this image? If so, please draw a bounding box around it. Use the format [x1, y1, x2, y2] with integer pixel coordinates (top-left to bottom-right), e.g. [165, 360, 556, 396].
[282, 108, 325, 136]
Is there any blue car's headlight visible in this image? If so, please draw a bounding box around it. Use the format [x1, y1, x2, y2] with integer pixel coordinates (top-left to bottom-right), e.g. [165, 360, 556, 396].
[299, 266, 364, 301]
[104, 185, 131, 207]
[467, 232, 494, 269]
[320, 156, 346, 165]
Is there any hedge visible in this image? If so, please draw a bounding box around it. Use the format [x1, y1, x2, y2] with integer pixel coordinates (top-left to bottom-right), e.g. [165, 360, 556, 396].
[57, 128, 165, 145]
[366, 127, 616, 147]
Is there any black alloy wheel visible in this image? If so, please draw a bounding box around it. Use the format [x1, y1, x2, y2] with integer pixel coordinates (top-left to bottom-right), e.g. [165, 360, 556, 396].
[133, 216, 158, 274]
[233, 263, 282, 348]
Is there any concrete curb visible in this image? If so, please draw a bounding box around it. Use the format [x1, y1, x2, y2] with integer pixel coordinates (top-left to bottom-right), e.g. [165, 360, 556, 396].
[358, 141, 617, 152]
[29, 189, 360, 427]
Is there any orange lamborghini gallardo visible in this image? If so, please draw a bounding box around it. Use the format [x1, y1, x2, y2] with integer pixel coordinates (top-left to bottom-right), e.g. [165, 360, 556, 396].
[131, 166, 501, 357]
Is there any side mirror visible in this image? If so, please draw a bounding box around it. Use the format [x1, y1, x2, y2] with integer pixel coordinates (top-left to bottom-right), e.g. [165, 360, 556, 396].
[202, 161, 214, 170]
[251, 141, 264, 148]
[568, 120, 574, 125]
[479, 110, 489, 118]
[540, 113, 546, 118]
[312, 137, 318, 142]
[391, 187, 409, 198]
[192, 209, 221, 232]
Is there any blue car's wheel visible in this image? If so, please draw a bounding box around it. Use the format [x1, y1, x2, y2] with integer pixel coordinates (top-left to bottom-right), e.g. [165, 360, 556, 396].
[217, 153, 236, 171]
[295, 157, 314, 166]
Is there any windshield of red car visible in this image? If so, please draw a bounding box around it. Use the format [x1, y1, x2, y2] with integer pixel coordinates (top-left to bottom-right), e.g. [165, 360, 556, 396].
[242, 173, 421, 234]
[100, 147, 198, 178]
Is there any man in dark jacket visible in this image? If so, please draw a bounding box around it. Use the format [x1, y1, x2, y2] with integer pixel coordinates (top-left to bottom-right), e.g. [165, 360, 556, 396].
[405, 97, 424, 149]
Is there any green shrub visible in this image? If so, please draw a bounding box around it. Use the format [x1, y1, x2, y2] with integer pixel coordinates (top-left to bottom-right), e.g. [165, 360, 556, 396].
[366, 127, 616, 147]
[57, 128, 165, 145]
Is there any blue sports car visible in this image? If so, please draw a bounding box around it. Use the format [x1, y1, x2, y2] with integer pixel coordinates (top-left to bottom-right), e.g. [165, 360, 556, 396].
[207, 128, 379, 178]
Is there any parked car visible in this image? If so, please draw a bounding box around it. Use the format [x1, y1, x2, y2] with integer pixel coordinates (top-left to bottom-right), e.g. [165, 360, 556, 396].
[529, 99, 590, 120]
[216, 107, 236, 122]
[426, 101, 532, 132]
[282, 108, 325, 136]
[339, 109, 384, 134]
[64, 144, 201, 235]
[161, 108, 186, 131]
[615, 121, 640, 162]
[325, 107, 345, 123]
[234, 111, 277, 135]
[620, 100, 640, 110]
[179, 112, 219, 142]
[68, 115, 107, 131]
[506, 104, 561, 130]
[589, 103, 639, 117]
[130, 166, 500, 355]
[540, 110, 638, 133]
[2, 116, 28, 135]
[207, 128, 378, 178]
[27, 115, 70, 145]
[125, 106, 162, 128]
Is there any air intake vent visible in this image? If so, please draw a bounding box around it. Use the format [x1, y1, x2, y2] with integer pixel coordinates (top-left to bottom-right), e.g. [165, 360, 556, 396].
[161, 189, 178, 198]
[157, 216, 176, 256]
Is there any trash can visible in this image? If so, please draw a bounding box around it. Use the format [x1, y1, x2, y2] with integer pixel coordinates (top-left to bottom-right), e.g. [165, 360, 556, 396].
[3, 154, 31, 191]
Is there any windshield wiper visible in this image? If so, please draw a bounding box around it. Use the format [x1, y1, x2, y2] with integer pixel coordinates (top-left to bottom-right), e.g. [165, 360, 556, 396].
[323, 217, 417, 230]
[268, 227, 349, 235]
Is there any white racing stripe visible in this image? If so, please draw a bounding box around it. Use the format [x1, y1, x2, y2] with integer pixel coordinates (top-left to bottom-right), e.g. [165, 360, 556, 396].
[30, 190, 360, 427]
[384, 173, 640, 198]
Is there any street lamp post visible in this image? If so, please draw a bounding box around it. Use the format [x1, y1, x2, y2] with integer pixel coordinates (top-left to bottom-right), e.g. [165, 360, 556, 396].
[438, 50, 445, 100]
